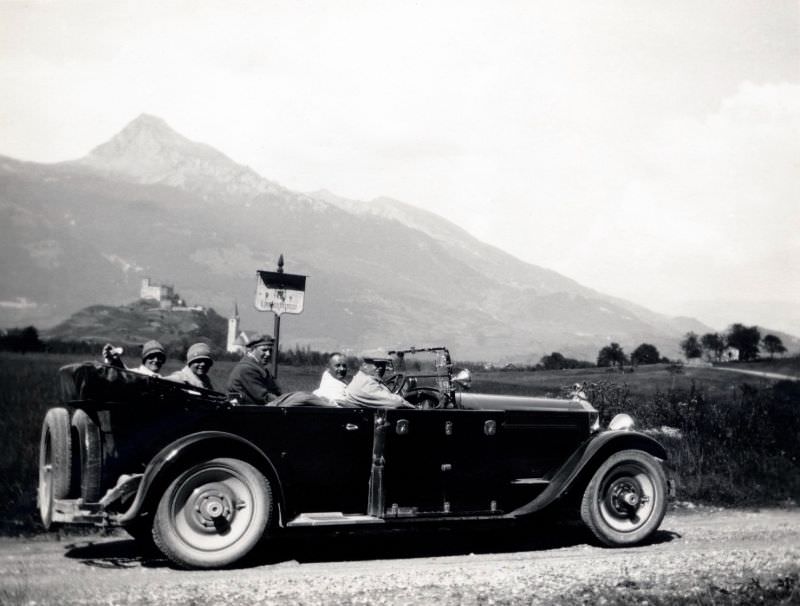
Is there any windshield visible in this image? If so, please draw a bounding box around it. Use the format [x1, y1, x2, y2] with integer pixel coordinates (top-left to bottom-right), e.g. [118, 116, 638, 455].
[389, 347, 452, 393]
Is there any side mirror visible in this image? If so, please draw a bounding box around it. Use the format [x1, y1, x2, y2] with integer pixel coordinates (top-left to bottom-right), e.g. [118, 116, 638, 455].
[452, 368, 472, 390]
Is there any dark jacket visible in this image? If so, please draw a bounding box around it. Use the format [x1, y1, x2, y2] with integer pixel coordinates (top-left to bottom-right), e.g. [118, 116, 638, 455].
[226, 355, 281, 404]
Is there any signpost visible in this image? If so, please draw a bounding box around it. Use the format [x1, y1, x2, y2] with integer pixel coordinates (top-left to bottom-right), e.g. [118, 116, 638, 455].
[254, 255, 307, 378]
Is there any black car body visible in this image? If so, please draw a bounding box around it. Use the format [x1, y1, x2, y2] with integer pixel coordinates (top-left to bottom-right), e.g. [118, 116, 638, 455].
[38, 347, 669, 568]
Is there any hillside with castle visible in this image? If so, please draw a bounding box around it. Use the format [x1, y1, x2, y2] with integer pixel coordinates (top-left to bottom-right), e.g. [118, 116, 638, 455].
[41, 278, 241, 355]
[140, 278, 248, 353]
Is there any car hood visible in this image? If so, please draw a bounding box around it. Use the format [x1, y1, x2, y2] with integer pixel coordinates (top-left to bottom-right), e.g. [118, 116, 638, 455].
[457, 392, 596, 413]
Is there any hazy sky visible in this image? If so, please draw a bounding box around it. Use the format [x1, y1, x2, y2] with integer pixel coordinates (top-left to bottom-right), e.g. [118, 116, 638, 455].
[1, 1, 798, 334]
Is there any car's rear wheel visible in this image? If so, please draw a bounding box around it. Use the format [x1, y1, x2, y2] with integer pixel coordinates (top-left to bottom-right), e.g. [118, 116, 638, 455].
[38, 407, 73, 529]
[153, 457, 272, 569]
[580, 449, 667, 546]
[71, 409, 104, 502]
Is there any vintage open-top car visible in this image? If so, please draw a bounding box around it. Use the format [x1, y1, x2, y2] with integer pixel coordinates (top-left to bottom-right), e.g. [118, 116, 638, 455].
[38, 346, 669, 569]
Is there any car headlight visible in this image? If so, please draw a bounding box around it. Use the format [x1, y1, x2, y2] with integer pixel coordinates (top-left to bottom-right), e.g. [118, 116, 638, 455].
[608, 413, 635, 431]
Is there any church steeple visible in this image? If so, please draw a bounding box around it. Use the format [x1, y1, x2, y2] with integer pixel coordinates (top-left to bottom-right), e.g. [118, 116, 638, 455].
[227, 300, 241, 353]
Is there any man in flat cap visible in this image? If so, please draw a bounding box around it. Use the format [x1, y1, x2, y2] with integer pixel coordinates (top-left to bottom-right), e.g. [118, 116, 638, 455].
[226, 333, 282, 404]
[342, 350, 414, 408]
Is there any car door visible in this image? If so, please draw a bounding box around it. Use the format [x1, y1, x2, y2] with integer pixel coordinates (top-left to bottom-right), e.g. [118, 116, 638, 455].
[275, 407, 375, 516]
[496, 407, 593, 511]
[381, 408, 506, 515]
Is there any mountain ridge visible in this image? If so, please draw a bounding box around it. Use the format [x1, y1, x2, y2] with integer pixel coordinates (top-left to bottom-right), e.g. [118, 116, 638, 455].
[0, 114, 728, 361]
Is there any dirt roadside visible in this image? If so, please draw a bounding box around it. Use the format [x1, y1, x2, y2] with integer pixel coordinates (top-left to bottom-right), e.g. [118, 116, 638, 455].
[1, 508, 798, 605]
[710, 366, 799, 381]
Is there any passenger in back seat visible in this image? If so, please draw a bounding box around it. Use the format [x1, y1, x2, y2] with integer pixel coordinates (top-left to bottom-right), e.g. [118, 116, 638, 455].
[101, 340, 166, 377]
[166, 342, 215, 390]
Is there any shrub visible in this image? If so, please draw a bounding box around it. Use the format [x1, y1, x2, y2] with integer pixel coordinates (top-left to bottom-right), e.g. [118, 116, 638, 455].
[566, 378, 800, 504]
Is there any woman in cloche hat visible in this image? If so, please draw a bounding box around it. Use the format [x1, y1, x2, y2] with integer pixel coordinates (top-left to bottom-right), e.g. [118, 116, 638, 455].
[166, 342, 215, 390]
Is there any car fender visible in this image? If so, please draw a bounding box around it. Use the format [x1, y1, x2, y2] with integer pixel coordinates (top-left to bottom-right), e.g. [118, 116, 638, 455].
[116, 431, 284, 524]
[509, 430, 667, 517]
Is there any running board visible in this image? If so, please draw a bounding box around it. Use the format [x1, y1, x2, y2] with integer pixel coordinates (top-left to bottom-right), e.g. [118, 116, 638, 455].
[286, 512, 385, 527]
[511, 478, 550, 485]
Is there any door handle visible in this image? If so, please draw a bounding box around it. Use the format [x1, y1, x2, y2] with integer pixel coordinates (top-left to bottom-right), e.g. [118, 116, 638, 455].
[345, 423, 359, 431]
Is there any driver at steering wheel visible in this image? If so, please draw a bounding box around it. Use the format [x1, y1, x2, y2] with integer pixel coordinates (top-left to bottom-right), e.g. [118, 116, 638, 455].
[342, 350, 415, 408]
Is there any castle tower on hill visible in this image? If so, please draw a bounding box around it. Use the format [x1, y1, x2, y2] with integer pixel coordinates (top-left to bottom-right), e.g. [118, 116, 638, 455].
[227, 302, 242, 353]
[140, 278, 174, 302]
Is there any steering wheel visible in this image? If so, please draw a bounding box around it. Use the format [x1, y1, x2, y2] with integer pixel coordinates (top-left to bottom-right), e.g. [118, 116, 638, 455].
[404, 387, 446, 409]
[382, 373, 405, 394]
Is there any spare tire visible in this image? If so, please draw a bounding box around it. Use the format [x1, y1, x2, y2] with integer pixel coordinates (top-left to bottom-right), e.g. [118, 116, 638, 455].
[71, 409, 104, 502]
[38, 407, 73, 529]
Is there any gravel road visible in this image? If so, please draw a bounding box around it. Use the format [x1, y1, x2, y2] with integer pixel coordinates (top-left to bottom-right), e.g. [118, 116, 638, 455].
[1, 508, 798, 605]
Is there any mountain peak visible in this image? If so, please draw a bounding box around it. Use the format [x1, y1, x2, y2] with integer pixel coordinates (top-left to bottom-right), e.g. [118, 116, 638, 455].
[71, 114, 288, 199]
[114, 113, 183, 144]
[76, 114, 227, 179]
[128, 113, 172, 130]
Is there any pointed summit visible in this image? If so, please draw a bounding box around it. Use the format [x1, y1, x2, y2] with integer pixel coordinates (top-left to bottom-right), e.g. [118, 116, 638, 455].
[72, 114, 288, 200]
[75, 114, 232, 185]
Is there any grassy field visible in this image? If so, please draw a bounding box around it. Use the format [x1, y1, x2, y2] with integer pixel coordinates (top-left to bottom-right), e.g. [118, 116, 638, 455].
[467, 362, 780, 400]
[1, 352, 798, 533]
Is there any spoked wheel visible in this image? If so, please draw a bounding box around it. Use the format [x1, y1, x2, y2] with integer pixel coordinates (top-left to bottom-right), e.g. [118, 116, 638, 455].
[580, 449, 667, 546]
[153, 458, 272, 569]
[38, 408, 74, 529]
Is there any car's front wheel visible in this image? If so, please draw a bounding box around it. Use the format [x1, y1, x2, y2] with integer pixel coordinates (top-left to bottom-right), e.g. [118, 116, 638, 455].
[153, 457, 272, 569]
[580, 449, 667, 546]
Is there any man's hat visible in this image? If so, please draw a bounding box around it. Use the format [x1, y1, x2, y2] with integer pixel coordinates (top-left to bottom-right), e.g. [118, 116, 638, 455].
[359, 348, 392, 363]
[245, 333, 275, 348]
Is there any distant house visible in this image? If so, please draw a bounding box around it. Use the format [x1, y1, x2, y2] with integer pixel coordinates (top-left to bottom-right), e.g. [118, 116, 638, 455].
[722, 347, 740, 362]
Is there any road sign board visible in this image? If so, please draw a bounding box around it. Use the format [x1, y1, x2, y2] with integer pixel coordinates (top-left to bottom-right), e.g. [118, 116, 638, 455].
[254, 270, 307, 315]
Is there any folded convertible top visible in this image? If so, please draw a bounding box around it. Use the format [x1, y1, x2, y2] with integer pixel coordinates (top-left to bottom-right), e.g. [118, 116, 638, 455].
[58, 361, 225, 404]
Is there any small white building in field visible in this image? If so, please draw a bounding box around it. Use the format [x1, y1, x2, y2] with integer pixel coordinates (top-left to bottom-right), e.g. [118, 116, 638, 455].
[722, 347, 740, 361]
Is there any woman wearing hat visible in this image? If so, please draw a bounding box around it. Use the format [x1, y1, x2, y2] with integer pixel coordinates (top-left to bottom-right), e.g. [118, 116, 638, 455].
[166, 342, 215, 390]
[101, 340, 166, 377]
[132, 340, 166, 377]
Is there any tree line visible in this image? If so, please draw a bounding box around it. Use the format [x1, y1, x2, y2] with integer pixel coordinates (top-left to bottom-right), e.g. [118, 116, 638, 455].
[534, 342, 665, 371]
[679, 323, 786, 362]
[538, 323, 789, 372]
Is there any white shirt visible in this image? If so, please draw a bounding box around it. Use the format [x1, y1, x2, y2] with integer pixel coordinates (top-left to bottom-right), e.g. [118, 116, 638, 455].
[313, 370, 348, 403]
